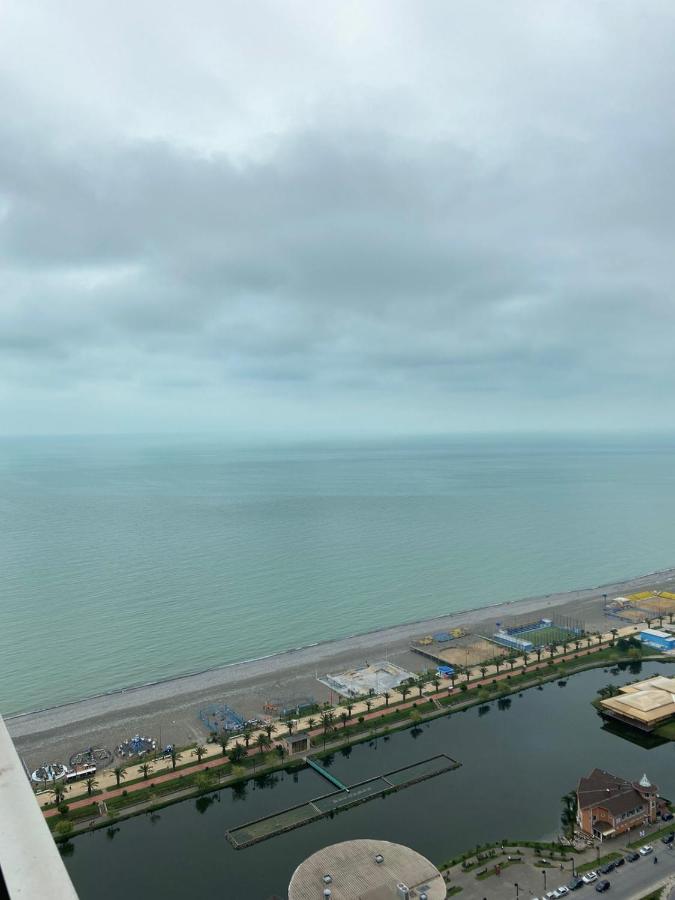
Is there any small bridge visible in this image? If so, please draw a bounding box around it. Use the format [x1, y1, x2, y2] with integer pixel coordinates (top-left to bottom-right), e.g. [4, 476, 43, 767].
[304, 757, 349, 792]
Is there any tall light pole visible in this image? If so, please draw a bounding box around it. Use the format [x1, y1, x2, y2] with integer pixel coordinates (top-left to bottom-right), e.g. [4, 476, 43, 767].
[542, 869, 547, 892]
[515, 882, 519, 899]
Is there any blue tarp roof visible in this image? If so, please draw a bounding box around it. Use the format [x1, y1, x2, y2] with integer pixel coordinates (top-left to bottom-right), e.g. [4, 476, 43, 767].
[433, 631, 452, 642]
[437, 665, 455, 675]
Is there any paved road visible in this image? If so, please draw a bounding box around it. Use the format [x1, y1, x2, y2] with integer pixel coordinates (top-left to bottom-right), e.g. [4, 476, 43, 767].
[448, 846, 675, 900]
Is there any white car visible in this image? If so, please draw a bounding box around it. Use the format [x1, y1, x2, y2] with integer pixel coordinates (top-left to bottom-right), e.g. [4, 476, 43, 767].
[582, 871, 598, 884]
[640, 844, 654, 856]
[555, 887, 570, 897]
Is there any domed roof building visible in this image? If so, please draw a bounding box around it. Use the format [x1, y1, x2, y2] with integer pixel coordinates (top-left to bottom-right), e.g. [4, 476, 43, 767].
[288, 839, 446, 900]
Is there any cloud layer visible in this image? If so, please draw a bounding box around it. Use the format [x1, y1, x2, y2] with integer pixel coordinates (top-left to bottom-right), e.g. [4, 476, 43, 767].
[2, 1, 675, 435]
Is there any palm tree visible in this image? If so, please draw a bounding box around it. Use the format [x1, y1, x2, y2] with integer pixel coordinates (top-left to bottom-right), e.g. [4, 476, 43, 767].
[282, 714, 294, 735]
[264, 722, 276, 741]
[586, 634, 593, 649]
[218, 733, 230, 756]
[306, 716, 317, 732]
[415, 675, 426, 697]
[479, 665, 488, 679]
[507, 653, 517, 671]
[340, 711, 349, 729]
[241, 725, 254, 749]
[85, 776, 98, 797]
[561, 639, 570, 655]
[521, 652, 529, 668]
[256, 733, 271, 756]
[346, 702, 354, 719]
[113, 765, 127, 788]
[430, 674, 441, 693]
[560, 791, 578, 840]
[365, 698, 373, 713]
[383, 691, 391, 707]
[535, 646, 543, 663]
[50, 780, 66, 806]
[192, 744, 207, 764]
[548, 643, 556, 659]
[610, 628, 619, 646]
[449, 669, 458, 690]
[320, 711, 334, 734]
[493, 657, 502, 674]
[396, 683, 411, 703]
[170, 748, 182, 771]
[138, 762, 153, 780]
[574, 638, 582, 652]
[275, 743, 287, 763]
[228, 743, 245, 764]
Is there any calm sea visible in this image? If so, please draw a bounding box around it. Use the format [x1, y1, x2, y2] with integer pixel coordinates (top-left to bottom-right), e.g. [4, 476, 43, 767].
[2, 434, 675, 715]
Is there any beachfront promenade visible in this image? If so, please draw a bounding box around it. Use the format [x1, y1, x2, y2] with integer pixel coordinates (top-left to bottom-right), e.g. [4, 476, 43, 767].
[38, 620, 647, 825]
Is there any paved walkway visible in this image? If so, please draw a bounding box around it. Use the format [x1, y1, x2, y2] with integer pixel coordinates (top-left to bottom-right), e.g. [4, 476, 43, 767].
[40, 622, 641, 820]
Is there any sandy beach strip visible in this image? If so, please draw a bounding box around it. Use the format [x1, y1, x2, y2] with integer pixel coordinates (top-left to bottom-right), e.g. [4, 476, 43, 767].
[8, 565, 675, 768]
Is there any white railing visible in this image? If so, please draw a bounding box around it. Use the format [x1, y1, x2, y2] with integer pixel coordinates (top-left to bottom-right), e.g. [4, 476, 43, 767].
[0, 715, 79, 899]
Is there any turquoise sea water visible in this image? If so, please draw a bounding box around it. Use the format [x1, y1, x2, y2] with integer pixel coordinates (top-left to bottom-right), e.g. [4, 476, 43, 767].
[2, 434, 675, 715]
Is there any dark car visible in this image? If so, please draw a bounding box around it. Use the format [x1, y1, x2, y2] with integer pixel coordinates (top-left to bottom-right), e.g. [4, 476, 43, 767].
[661, 832, 674, 845]
[662, 812, 674, 821]
[613, 857, 624, 867]
[626, 852, 640, 862]
[595, 880, 611, 893]
[567, 877, 584, 891]
[599, 863, 615, 874]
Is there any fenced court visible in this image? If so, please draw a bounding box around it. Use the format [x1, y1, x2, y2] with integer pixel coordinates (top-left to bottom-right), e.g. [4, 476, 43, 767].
[199, 704, 245, 733]
[605, 592, 675, 623]
[412, 633, 506, 668]
[226, 754, 459, 848]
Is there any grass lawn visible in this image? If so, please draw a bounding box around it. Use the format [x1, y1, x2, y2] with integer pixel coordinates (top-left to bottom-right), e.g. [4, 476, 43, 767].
[476, 858, 522, 880]
[521, 626, 581, 647]
[655, 720, 675, 739]
[628, 823, 675, 848]
[576, 851, 622, 873]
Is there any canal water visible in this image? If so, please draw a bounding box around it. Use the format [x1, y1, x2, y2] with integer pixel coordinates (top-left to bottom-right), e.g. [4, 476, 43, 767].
[64, 661, 675, 899]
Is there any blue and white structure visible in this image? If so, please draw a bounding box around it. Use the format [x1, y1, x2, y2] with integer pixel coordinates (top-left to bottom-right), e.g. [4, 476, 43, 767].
[639, 628, 675, 651]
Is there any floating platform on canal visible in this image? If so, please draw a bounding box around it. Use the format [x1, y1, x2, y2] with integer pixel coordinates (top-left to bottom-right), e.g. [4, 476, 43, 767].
[225, 753, 460, 849]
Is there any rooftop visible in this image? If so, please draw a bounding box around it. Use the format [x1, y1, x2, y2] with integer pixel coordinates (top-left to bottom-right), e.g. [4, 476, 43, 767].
[577, 768, 655, 819]
[288, 839, 446, 900]
[600, 675, 675, 727]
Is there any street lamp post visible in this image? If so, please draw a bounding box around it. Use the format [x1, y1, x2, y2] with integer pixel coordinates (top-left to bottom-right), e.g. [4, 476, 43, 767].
[515, 882, 519, 899]
[542, 869, 547, 891]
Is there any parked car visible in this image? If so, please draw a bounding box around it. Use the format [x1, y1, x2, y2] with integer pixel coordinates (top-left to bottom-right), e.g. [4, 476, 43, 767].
[595, 880, 611, 893]
[582, 871, 598, 884]
[662, 812, 674, 821]
[626, 852, 640, 862]
[599, 862, 615, 874]
[567, 876, 584, 891]
[661, 832, 674, 845]
[639, 845, 654, 856]
[613, 857, 624, 867]
[554, 886, 570, 897]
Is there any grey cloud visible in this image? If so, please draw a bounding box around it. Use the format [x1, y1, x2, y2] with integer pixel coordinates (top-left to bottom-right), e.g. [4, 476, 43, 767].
[1, 1, 675, 434]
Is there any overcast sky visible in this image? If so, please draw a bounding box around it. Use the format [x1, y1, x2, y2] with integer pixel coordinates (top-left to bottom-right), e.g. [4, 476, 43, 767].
[1, 1, 675, 437]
